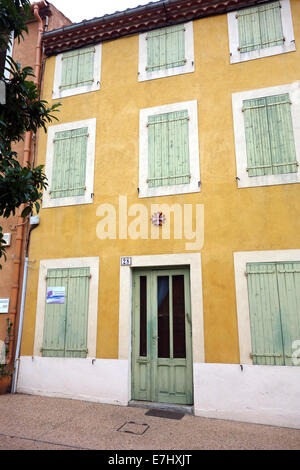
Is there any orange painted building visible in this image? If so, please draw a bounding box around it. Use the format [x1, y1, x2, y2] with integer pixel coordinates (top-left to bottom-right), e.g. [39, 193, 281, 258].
[0, 1, 71, 391]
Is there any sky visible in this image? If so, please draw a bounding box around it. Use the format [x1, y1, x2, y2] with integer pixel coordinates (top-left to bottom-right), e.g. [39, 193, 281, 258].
[39, 0, 161, 23]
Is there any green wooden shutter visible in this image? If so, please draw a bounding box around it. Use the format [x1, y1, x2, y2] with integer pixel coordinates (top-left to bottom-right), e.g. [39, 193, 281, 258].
[42, 268, 70, 358]
[148, 110, 190, 187]
[51, 127, 88, 199]
[243, 97, 273, 177]
[276, 263, 300, 366]
[146, 25, 185, 72]
[64, 267, 90, 358]
[243, 94, 298, 177]
[246, 263, 285, 366]
[42, 267, 90, 358]
[247, 262, 300, 366]
[237, 1, 284, 53]
[61, 46, 95, 91]
[266, 94, 298, 175]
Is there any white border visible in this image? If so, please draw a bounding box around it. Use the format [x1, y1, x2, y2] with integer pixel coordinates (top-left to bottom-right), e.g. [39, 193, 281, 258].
[43, 118, 96, 208]
[139, 100, 200, 198]
[52, 44, 102, 100]
[118, 253, 205, 402]
[138, 22, 195, 82]
[232, 82, 300, 188]
[33, 257, 99, 358]
[234, 249, 300, 365]
[228, 0, 296, 64]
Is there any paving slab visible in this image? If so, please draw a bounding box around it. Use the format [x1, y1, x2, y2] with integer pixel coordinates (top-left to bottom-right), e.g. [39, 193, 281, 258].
[0, 394, 299, 450]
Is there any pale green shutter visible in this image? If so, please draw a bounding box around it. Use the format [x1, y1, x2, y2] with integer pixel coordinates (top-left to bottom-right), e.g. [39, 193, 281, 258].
[42, 268, 70, 358]
[64, 267, 90, 358]
[247, 262, 300, 366]
[266, 94, 298, 175]
[276, 263, 300, 366]
[148, 110, 190, 187]
[61, 46, 95, 91]
[237, 1, 284, 53]
[246, 263, 285, 366]
[42, 267, 90, 358]
[243, 94, 298, 176]
[243, 97, 272, 177]
[146, 25, 185, 72]
[51, 127, 88, 199]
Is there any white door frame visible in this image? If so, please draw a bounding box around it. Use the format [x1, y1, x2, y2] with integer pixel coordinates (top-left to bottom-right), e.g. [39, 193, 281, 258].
[118, 253, 205, 402]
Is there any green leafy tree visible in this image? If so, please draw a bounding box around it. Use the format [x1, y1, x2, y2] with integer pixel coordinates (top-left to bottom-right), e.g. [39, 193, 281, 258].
[0, 0, 60, 266]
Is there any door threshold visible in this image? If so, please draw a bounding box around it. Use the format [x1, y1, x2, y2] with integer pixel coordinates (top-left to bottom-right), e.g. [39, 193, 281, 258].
[129, 400, 194, 415]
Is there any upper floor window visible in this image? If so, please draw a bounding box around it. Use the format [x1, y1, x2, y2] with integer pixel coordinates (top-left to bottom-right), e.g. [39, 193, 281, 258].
[52, 44, 102, 99]
[232, 83, 300, 189]
[139, 100, 200, 198]
[43, 118, 96, 208]
[228, 0, 296, 64]
[138, 22, 194, 82]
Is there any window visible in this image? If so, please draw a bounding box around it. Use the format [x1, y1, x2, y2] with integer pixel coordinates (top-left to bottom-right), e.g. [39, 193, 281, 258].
[232, 83, 300, 188]
[43, 119, 96, 208]
[139, 101, 200, 198]
[228, 0, 296, 64]
[34, 257, 99, 358]
[42, 267, 90, 358]
[234, 250, 300, 366]
[52, 44, 102, 99]
[243, 93, 297, 177]
[138, 22, 194, 82]
[246, 262, 300, 367]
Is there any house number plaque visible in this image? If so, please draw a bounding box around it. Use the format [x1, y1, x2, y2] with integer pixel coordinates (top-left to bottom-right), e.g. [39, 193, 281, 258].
[121, 257, 132, 267]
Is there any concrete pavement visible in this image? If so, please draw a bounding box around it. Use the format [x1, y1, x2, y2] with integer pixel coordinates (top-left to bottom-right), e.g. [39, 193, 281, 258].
[0, 394, 299, 450]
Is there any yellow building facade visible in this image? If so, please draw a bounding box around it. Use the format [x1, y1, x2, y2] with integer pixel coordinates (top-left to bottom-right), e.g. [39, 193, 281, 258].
[16, 0, 300, 428]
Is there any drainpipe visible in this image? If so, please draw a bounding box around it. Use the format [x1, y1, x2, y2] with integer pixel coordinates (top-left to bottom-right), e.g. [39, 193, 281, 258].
[11, 257, 28, 394]
[7, 1, 46, 377]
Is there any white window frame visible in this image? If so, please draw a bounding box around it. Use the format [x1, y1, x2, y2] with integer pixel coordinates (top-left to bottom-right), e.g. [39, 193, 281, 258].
[52, 43, 102, 100]
[33, 257, 100, 358]
[139, 100, 200, 198]
[228, 0, 296, 64]
[232, 82, 300, 189]
[138, 22, 195, 82]
[43, 118, 96, 208]
[234, 250, 300, 365]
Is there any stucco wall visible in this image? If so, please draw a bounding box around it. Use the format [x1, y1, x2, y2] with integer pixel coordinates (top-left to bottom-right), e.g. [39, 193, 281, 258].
[21, 0, 300, 368]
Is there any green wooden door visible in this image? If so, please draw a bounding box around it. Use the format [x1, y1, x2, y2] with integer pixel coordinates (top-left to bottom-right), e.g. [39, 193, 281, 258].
[132, 268, 193, 405]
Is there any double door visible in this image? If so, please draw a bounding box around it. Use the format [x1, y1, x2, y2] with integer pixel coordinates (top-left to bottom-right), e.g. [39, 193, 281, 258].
[132, 268, 193, 405]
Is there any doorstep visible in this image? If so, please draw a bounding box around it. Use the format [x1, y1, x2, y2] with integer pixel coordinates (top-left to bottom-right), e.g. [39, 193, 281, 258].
[129, 400, 194, 415]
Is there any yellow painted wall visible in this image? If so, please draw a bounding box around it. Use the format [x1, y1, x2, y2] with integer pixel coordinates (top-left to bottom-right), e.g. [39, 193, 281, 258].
[21, 0, 300, 364]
